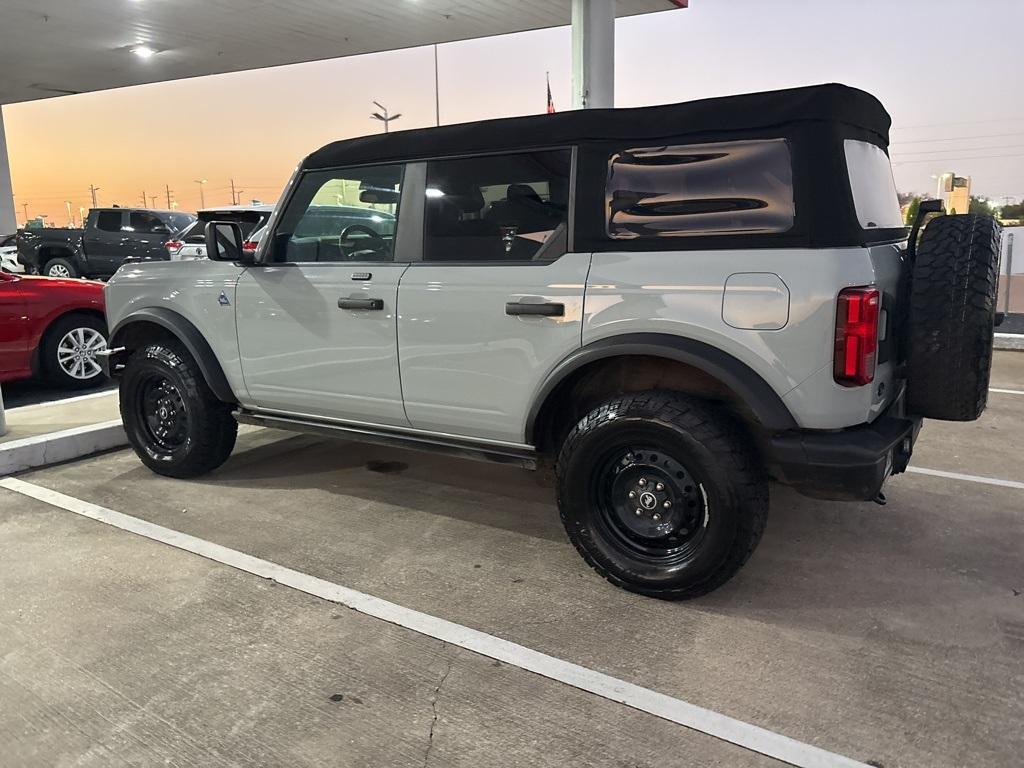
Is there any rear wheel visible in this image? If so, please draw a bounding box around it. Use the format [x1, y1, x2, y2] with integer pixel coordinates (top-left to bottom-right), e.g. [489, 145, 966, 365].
[120, 339, 237, 478]
[906, 214, 1001, 421]
[556, 391, 768, 600]
[40, 313, 108, 388]
[43, 257, 79, 278]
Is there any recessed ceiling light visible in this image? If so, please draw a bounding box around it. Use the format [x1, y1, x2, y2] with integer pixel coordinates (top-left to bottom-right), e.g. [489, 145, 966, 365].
[131, 45, 156, 59]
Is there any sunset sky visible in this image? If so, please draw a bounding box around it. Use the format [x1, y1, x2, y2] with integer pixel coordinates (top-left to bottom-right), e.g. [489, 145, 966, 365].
[5, 0, 1023, 226]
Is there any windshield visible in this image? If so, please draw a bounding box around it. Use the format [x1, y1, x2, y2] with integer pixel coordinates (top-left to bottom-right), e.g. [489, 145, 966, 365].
[162, 212, 198, 234]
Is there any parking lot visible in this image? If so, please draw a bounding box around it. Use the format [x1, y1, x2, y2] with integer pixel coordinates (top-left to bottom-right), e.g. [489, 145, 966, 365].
[1, 351, 1021, 768]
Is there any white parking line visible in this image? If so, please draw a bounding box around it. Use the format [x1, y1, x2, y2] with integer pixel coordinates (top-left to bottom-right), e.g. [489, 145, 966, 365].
[6, 388, 118, 411]
[989, 387, 1024, 396]
[0, 476, 870, 768]
[906, 466, 1024, 491]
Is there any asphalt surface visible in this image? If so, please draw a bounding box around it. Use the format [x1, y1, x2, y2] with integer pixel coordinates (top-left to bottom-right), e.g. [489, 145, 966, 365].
[1, 351, 1023, 767]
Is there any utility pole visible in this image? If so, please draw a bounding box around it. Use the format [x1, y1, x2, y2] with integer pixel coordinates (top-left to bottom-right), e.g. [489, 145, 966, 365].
[148, 194, 158, 208]
[89, 185, 100, 207]
[230, 179, 243, 205]
[21, 202, 28, 222]
[65, 201, 74, 226]
[165, 184, 174, 208]
[141, 190, 148, 207]
[370, 101, 401, 133]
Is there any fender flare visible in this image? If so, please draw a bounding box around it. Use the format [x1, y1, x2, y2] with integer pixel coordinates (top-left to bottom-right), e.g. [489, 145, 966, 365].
[525, 333, 798, 442]
[110, 307, 237, 403]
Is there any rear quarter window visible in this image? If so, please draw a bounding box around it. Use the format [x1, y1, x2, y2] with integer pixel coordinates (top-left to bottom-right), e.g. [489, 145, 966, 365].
[605, 139, 795, 239]
[844, 140, 903, 230]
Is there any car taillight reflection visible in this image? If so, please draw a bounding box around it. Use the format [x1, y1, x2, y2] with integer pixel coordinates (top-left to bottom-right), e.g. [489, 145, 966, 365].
[164, 240, 184, 253]
[242, 241, 258, 253]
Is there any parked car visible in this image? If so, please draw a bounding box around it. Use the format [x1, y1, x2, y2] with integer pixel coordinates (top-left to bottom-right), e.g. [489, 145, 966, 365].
[0, 233, 22, 273]
[102, 84, 1001, 599]
[165, 205, 275, 261]
[0, 272, 108, 387]
[16, 208, 196, 279]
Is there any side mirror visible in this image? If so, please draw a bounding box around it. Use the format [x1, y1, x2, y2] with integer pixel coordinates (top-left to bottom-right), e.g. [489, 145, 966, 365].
[205, 221, 252, 263]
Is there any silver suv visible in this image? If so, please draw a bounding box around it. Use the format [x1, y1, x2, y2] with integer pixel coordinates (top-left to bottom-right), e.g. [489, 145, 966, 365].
[101, 84, 1001, 599]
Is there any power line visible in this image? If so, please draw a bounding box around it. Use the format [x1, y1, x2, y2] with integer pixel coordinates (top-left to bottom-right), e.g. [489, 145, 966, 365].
[892, 153, 1024, 165]
[892, 117, 1024, 131]
[890, 131, 1024, 146]
[892, 144, 1024, 156]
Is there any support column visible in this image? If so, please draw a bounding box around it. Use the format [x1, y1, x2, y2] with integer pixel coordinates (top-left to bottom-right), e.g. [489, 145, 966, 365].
[0, 107, 15, 235]
[571, 0, 615, 109]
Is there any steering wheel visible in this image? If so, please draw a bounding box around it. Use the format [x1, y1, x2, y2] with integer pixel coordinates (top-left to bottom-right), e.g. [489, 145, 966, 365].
[338, 224, 387, 259]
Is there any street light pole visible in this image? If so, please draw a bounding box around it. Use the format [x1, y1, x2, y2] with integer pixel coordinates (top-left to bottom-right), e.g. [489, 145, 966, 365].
[194, 179, 207, 208]
[370, 101, 402, 133]
[89, 185, 100, 207]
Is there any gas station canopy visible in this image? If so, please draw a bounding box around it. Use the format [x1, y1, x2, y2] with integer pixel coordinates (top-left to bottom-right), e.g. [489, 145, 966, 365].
[0, 0, 677, 105]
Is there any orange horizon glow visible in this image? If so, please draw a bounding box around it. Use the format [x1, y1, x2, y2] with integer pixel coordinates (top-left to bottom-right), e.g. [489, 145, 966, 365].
[5, 1, 1023, 228]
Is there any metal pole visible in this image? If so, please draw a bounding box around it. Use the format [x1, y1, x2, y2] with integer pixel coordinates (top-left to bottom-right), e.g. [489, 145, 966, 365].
[571, 0, 615, 109]
[165, 184, 173, 208]
[1003, 232, 1015, 314]
[434, 44, 441, 126]
[0, 384, 6, 438]
[0, 108, 16, 236]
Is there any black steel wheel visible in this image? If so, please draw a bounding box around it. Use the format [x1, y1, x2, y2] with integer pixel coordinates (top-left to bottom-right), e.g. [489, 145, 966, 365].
[120, 339, 237, 478]
[557, 391, 768, 600]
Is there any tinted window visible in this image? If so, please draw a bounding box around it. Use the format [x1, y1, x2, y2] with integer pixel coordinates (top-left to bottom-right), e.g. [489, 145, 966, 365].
[273, 165, 402, 263]
[423, 150, 570, 262]
[162, 212, 197, 233]
[95, 210, 123, 232]
[606, 139, 794, 239]
[129, 211, 167, 233]
[845, 140, 903, 230]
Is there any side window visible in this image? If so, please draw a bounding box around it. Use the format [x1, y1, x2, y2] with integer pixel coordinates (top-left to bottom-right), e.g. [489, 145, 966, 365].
[844, 140, 903, 230]
[423, 150, 571, 263]
[95, 210, 123, 232]
[606, 139, 794, 239]
[129, 211, 167, 233]
[272, 165, 403, 263]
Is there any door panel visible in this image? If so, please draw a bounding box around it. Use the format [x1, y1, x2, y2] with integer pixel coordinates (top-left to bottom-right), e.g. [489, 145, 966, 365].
[236, 264, 409, 426]
[0, 280, 28, 380]
[397, 253, 589, 444]
[83, 210, 127, 276]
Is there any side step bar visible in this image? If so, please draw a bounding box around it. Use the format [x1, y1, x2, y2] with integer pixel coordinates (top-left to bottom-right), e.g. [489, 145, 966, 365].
[234, 410, 538, 470]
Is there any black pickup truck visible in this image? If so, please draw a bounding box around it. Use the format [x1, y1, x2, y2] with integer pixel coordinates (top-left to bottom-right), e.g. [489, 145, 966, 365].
[17, 207, 196, 278]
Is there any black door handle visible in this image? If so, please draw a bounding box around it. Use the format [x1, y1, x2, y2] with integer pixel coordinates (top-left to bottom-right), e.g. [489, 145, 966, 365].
[338, 297, 384, 310]
[506, 301, 564, 317]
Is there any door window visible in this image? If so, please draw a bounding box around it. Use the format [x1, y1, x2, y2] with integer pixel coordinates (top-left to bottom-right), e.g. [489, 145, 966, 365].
[423, 150, 571, 263]
[272, 165, 403, 263]
[129, 211, 168, 233]
[95, 210, 123, 232]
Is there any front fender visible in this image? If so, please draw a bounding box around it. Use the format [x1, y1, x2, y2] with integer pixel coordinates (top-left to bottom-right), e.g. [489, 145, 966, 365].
[109, 307, 237, 403]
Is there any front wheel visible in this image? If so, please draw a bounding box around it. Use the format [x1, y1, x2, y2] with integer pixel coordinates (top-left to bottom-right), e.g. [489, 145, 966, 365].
[41, 313, 109, 388]
[43, 257, 79, 278]
[120, 340, 238, 478]
[556, 391, 768, 600]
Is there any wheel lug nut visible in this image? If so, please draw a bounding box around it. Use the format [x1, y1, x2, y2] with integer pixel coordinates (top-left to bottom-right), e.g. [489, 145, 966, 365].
[635, 508, 642, 516]
[663, 500, 672, 509]
[628, 491, 636, 499]
[656, 482, 664, 492]
[653, 513, 661, 521]
[638, 478, 647, 486]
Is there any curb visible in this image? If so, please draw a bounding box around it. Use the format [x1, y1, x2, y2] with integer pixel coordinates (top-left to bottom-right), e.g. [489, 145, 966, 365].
[994, 333, 1024, 351]
[0, 420, 128, 475]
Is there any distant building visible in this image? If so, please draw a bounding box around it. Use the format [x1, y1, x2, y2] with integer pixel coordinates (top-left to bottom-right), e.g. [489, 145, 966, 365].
[935, 172, 971, 214]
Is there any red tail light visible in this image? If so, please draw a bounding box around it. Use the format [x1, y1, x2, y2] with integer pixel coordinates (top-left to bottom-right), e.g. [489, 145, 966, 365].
[164, 239, 184, 252]
[834, 287, 880, 387]
[242, 240, 258, 253]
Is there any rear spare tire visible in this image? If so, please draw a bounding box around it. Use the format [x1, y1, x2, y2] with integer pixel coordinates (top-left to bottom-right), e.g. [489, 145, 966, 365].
[906, 213, 1001, 421]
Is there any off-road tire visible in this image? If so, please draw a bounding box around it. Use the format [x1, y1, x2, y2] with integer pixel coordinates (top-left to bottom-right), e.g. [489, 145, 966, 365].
[906, 214, 1001, 421]
[43, 256, 79, 278]
[120, 339, 237, 478]
[40, 313, 108, 388]
[556, 391, 768, 600]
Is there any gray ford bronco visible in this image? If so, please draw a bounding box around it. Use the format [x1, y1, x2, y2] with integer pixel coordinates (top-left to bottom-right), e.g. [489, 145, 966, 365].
[101, 84, 1001, 599]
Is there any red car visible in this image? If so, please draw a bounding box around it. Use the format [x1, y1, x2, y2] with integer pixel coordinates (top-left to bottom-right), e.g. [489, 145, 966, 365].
[0, 272, 108, 388]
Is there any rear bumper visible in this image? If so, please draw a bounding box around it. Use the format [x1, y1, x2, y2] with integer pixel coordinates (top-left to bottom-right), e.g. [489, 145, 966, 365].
[768, 397, 922, 501]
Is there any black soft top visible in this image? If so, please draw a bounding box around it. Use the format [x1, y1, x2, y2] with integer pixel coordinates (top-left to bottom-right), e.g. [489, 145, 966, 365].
[304, 83, 890, 170]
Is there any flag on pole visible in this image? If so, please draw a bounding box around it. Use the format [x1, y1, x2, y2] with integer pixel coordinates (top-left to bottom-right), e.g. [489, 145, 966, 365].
[546, 72, 555, 114]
